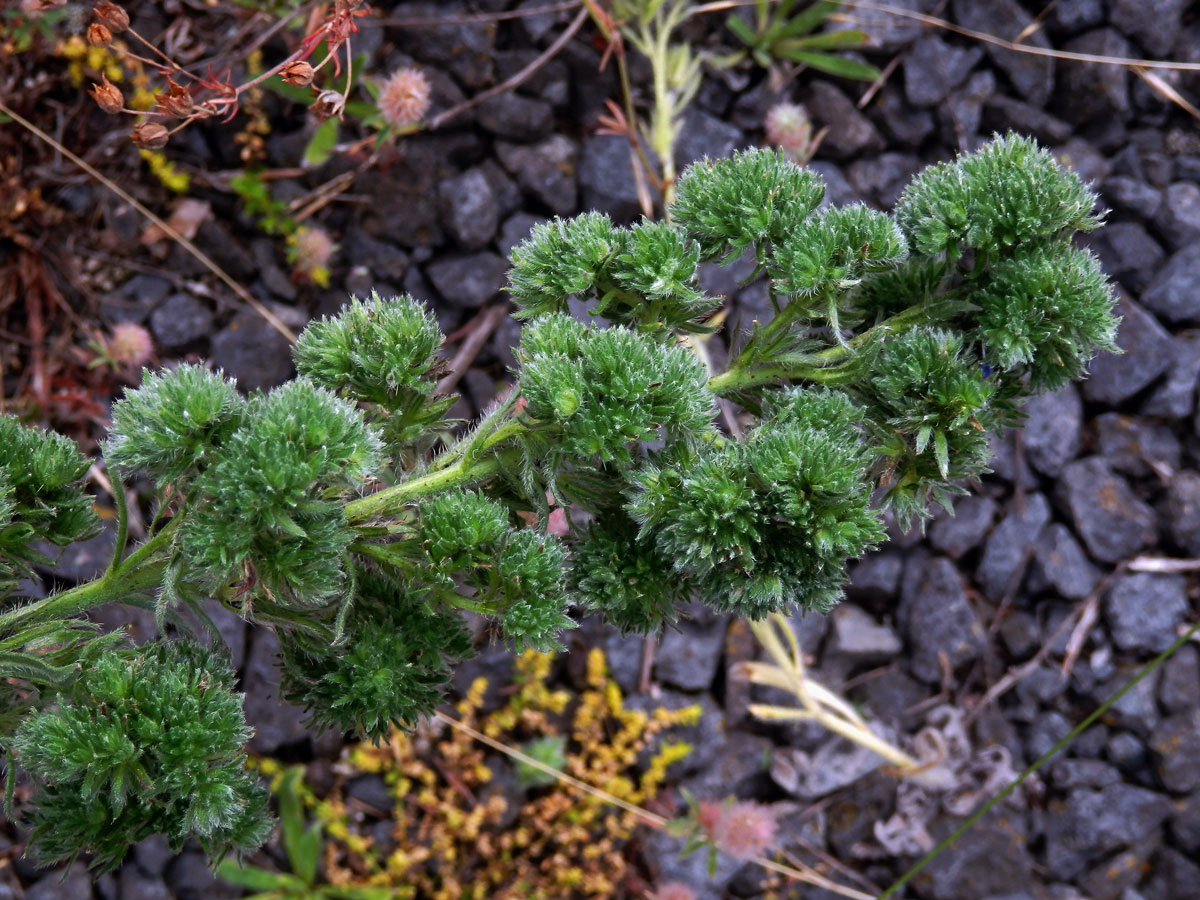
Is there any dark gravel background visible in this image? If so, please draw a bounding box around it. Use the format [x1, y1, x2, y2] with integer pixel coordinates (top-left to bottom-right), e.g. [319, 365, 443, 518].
[4, 0, 1200, 898]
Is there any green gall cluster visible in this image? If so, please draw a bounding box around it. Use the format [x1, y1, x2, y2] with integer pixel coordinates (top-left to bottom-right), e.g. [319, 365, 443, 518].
[12, 641, 270, 872]
[895, 132, 1103, 257]
[670, 147, 825, 261]
[280, 568, 472, 741]
[0, 415, 99, 591]
[518, 314, 715, 470]
[106, 364, 246, 489]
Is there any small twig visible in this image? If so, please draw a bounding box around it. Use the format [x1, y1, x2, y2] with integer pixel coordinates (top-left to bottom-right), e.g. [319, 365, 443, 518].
[427, 6, 590, 131]
[1134, 66, 1200, 122]
[0, 101, 296, 343]
[1061, 562, 1126, 679]
[638, 632, 657, 694]
[436, 304, 508, 396]
[377, 1, 582, 27]
[1127, 556, 1200, 573]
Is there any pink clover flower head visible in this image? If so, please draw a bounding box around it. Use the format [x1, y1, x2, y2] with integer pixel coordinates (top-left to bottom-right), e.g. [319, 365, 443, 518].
[378, 67, 431, 129]
[764, 101, 812, 153]
[654, 882, 697, 900]
[706, 799, 779, 861]
[292, 225, 336, 279]
[107, 323, 154, 368]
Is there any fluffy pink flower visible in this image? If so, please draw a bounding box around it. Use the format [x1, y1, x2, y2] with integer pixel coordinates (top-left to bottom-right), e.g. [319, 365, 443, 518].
[654, 882, 697, 900]
[291, 225, 336, 283]
[106, 323, 154, 368]
[378, 67, 431, 128]
[765, 102, 813, 160]
[705, 800, 779, 861]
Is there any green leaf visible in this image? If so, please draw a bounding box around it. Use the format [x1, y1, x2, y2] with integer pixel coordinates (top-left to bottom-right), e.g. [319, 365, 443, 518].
[278, 767, 321, 885]
[933, 428, 950, 479]
[781, 49, 880, 80]
[725, 13, 758, 46]
[775, 0, 842, 39]
[304, 117, 339, 167]
[780, 28, 871, 50]
[215, 859, 306, 892]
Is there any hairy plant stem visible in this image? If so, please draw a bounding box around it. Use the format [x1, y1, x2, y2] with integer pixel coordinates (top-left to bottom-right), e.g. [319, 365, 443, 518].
[0, 517, 180, 634]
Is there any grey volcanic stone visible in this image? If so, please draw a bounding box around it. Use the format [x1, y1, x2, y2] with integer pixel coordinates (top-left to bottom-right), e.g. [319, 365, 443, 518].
[904, 35, 982, 107]
[1044, 784, 1173, 879]
[24, 868, 95, 900]
[394, 1, 494, 88]
[1143, 244, 1200, 326]
[118, 869, 173, 900]
[827, 604, 901, 662]
[674, 107, 744, 170]
[900, 556, 986, 683]
[846, 152, 923, 208]
[1050, 758, 1123, 790]
[1051, 0, 1107, 31]
[876, 85, 935, 147]
[1159, 645, 1200, 714]
[1083, 298, 1172, 407]
[914, 813, 1033, 900]
[999, 609, 1041, 659]
[656, 616, 727, 691]
[438, 168, 499, 250]
[847, 549, 904, 603]
[1101, 176, 1162, 220]
[242, 627, 311, 754]
[210, 313, 293, 392]
[1083, 222, 1165, 294]
[1094, 413, 1181, 478]
[1058, 457, 1157, 563]
[477, 92, 552, 141]
[978, 493, 1051, 602]
[929, 494, 996, 558]
[1060, 29, 1132, 124]
[1031, 523, 1101, 600]
[166, 852, 241, 900]
[1023, 385, 1083, 477]
[1142, 332, 1200, 418]
[985, 95, 1072, 144]
[1103, 573, 1189, 653]
[1157, 181, 1200, 252]
[496, 135, 579, 216]
[954, 0, 1054, 107]
[1111, 0, 1189, 57]
[425, 251, 509, 310]
[1150, 709, 1200, 792]
[106, 273, 172, 323]
[943, 69, 995, 140]
[807, 81, 883, 160]
[578, 134, 643, 223]
[1171, 790, 1200, 852]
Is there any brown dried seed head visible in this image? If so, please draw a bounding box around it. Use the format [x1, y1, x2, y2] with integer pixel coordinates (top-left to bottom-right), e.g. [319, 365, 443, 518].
[93, 1, 130, 33]
[157, 77, 193, 117]
[87, 23, 112, 46]
[131, 122, 169, 150]
[89, 74, 124, 114]
[280, 60, 315, 87]
[310, 89, 345, 122]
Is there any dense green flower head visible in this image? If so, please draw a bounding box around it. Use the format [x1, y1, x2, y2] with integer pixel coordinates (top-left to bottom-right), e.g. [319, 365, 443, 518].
[627, 390, 882, 617]
[970, 243, 1118, 391]
[518, 315, 716, 468]
[0, 414, 98, 554]
[895, 132, 1102, 257]
[507, 213, 623, 317]
[670, 147, 825, 262]
[106, 364, 246, 488]
[771, 204, 908, 297]
[279, 569, 472, 740]
[606, 219, 720, 331]
[180, 379, 381, 605]
[292, 292, 445, 409]
[865, 327, 996, 478]
[13, 641, 270, 872]
[415, 490, 573, 651]
[570, 511, 693, 633]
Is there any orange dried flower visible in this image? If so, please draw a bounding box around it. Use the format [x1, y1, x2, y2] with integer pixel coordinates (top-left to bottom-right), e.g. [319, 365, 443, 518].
[377, 67, 431, 129]
[93, 1, 130, 34]
[89, 74, 124, 115]
[87, 23, 112, 46]
[280, 60, 315, 87]
[157, 78, 193, 118]
[131, 122, 169, 150]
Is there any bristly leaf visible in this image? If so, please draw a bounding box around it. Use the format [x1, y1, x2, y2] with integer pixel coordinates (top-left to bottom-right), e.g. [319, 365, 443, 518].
[507, 213, 623, 317]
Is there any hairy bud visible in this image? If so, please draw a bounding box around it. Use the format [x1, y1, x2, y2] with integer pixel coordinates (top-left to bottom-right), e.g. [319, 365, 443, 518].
[87, 23, 112, 46]
[280, 60, 315, 87]
[131, 121, 169, 150]
[93, 0, 130, 33]
[89, 74, 124, 114]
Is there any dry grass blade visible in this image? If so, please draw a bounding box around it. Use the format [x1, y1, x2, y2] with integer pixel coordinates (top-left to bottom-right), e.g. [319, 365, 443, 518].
[0, 101, 297, 343]
[1134, 66, 1200, 122]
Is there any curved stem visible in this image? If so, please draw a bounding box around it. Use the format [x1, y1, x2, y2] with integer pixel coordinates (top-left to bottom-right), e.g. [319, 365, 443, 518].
[107, 466, 130, 576]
